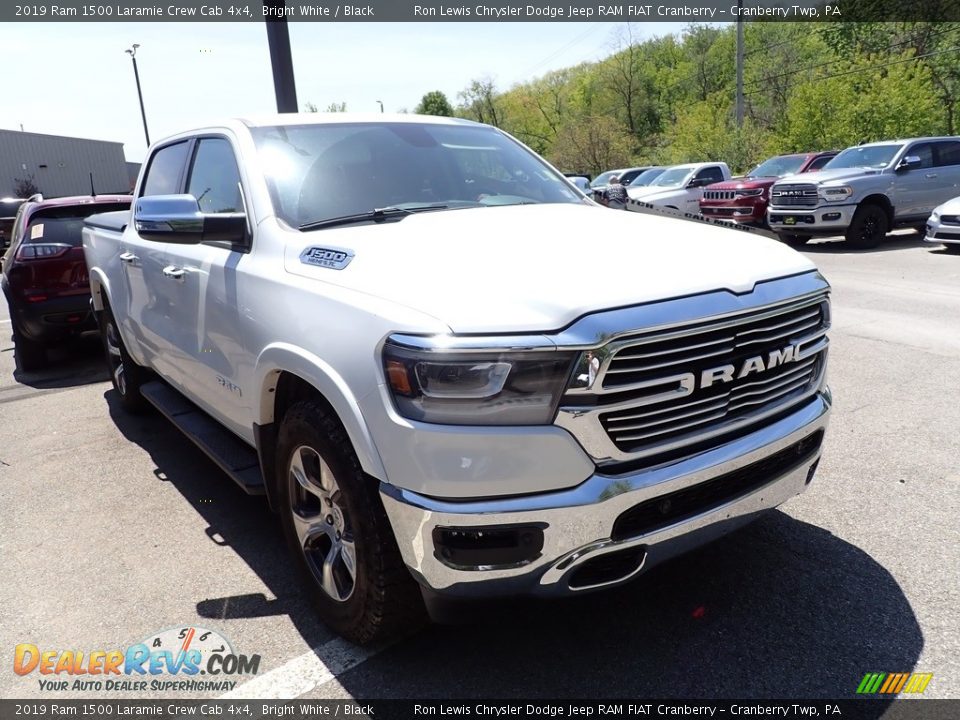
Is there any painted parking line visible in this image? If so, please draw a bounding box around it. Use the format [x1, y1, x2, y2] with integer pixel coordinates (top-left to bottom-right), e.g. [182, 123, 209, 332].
[220, 636, 386, 700]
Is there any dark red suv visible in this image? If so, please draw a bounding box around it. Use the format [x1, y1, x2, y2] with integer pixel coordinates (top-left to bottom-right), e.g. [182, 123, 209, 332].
[698, 151, 837, 227]
[1, 194, 131, 371]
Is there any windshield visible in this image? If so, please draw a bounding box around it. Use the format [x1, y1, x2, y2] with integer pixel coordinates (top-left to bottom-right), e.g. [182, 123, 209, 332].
[589, 171, 620, 188]
[749, 155, 806, 178]
[251, 122, 582, 228]
[649, 167, 693, 188]
[824, 144, 902, 170]
[628, 168, 665, 187]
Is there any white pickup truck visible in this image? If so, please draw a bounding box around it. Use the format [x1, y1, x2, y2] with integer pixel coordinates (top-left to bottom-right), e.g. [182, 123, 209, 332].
[83, 115, 832, 643]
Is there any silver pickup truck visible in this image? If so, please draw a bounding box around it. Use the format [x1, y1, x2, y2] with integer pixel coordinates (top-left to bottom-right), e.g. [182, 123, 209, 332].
[83, 114, 832, 643]
[768, 136, 960, 248]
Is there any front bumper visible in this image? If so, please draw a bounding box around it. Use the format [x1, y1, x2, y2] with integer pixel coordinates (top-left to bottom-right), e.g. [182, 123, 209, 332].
[699, 203, 766, 225]
[381, 389, 831, 598]
[768, 204, 856, 234]
[924, 219, 960, 245]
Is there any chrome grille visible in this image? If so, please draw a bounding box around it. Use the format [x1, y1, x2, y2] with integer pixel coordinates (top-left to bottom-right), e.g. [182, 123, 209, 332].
[703, 190, 736, 201]
[770, 184, 818, 208]
[594, 295, 828, 456]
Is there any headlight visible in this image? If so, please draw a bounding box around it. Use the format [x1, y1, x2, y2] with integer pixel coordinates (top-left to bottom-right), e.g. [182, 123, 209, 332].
[818, 186, 853, 201]
[930, 210, 940, 223]
[735, 188, 764, 197]
[383, 339, 576, 425]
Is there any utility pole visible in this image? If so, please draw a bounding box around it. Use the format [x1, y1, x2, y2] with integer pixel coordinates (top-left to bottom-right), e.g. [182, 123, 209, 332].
[264, 0, 298, 112]
[125, 44, 151, 146]
[735, 9, 744, 129]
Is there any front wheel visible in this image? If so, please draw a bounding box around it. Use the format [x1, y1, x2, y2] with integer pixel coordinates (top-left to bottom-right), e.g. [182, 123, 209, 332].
[845, 204, 888, 249]
[98, 305, 150, 413]
[277, 400, 424, 644]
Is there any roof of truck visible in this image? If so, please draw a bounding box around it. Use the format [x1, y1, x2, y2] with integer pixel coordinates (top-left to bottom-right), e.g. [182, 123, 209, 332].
[237, 113, 481, 128]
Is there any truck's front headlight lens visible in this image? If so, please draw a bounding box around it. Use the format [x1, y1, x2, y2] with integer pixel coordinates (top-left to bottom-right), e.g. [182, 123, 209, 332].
[819, 186, 852, 201]
[383, 341, 575, 425]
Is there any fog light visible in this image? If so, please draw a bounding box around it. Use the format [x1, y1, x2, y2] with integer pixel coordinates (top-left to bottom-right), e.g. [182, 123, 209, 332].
[823, 212, 841, 221]
[433, 525, 545, 570]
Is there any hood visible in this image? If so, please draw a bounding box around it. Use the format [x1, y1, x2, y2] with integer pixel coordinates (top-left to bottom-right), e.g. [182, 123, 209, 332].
[777, 167, 883, 185]
[282, 203, 816, 334]
[934, 196, 960, 215]
[706, 177, 777, 191]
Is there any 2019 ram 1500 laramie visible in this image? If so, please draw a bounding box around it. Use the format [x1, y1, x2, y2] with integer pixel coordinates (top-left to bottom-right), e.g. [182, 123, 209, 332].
[768, 136, 960, 248]
[82, 115, 832, 643]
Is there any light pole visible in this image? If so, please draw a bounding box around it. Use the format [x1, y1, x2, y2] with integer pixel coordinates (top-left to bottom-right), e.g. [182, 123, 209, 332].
[376, 100, 384, 113]
[125, 44, 151, 147]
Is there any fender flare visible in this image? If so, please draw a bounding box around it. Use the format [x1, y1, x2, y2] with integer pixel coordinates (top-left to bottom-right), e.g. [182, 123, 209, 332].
[254, 343, 387, 483]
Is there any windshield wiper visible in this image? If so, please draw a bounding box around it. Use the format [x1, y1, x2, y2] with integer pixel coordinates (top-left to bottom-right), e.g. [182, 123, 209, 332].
[299, 205, 448, 232]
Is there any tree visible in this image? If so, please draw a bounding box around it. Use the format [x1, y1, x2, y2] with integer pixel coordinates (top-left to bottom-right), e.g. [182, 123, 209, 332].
[13, 175, 40, 197]
[457, 78, 504, 127]
[414, 91, 454, 116]
[304, 101, 347, 112]
[547, 116, 634, 176]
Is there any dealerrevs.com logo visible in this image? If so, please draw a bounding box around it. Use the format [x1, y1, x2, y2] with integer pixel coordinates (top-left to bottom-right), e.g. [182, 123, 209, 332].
[13, 626, 261, 693]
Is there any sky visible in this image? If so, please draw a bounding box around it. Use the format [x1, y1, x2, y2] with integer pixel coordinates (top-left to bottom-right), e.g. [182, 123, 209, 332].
[2, 21, 697, 162]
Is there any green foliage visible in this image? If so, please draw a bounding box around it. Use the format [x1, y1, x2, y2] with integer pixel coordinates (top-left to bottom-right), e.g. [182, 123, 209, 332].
[451, 22, 959, 173]
[415, 91, 454, 116]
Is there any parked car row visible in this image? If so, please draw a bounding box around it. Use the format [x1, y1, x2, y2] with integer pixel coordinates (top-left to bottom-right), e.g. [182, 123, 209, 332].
[593, 135, 960, 251]
[1, 193, 132, 370]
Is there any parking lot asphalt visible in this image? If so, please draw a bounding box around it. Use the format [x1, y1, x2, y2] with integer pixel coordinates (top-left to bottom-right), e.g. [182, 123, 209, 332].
[1, 231, 958, 703]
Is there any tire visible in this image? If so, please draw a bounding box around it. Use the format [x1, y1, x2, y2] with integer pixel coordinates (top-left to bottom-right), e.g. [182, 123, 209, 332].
[12, 327, 47, 372]
[845, 203, 889, 249]
[779, 234, 811, 247]
[276, 399, 424, 644]
[98, 304, 150, 413]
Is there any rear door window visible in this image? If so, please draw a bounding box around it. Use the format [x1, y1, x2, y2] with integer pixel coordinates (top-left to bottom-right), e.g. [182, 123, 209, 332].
[934, 141, 960, 167]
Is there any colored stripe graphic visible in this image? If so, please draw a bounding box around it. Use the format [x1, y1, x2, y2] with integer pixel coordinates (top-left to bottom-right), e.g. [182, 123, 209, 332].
[903, 673, 934, 693]
[857, 672, 933, 694]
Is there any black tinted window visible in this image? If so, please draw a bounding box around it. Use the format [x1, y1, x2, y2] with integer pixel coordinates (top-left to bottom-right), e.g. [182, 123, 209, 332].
[696, 166, 724, 183]
[187, 138, 243, 213]
[906, 143, 934, 169]
[935, 141, 960, 167]
[806, 155, 834, 171]
[142, 141, 189, 197]
[25, 204, 130, 247]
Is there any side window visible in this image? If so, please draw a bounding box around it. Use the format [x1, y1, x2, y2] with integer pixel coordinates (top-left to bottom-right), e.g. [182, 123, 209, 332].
[905, 143, 934, 169]
[141, 141, 190, 197]
[934, 141, 960, 167]
[695, 166, 724, 184]
[807, 155, 833, 171]
[186, 138, 244, 214]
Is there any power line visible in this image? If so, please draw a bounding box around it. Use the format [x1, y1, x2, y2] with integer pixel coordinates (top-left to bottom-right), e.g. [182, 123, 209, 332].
[744, 44, 960, 97]
[520, 23, 604, 78]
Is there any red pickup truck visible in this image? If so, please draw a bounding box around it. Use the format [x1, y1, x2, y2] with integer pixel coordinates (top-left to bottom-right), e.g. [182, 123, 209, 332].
[699, 152, 837, 227]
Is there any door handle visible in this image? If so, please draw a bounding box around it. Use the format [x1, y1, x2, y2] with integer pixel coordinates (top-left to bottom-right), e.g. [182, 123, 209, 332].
[925, 173, 938, 179]
[162, 265, 187, 282]
[119, 252, 139, 265]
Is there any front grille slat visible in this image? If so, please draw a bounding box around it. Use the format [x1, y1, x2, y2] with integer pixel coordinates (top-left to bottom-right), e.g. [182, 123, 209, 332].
[727, 375, 812, 413]
[770, 183, 818, 208]
[607, 399, 729, 433]
[590, 292, 829, 457]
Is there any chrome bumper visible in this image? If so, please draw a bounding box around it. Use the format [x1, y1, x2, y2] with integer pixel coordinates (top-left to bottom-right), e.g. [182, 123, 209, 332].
[380, 390, 831, 598]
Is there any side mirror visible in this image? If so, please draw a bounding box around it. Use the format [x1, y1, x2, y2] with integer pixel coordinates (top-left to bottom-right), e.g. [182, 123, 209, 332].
[134, 194, 246, 244]
[896, 155, 922, 172]
[687, 178, 709, 188]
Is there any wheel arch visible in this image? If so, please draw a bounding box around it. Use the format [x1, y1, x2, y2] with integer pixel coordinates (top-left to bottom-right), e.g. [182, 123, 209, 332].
[88, 267, 109, 313]
[858, 194, 894, 225]
[254, 344, 387, 511]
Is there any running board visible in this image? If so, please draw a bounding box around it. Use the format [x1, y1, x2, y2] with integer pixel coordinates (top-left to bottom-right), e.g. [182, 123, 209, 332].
[140, 381, 265, 495]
